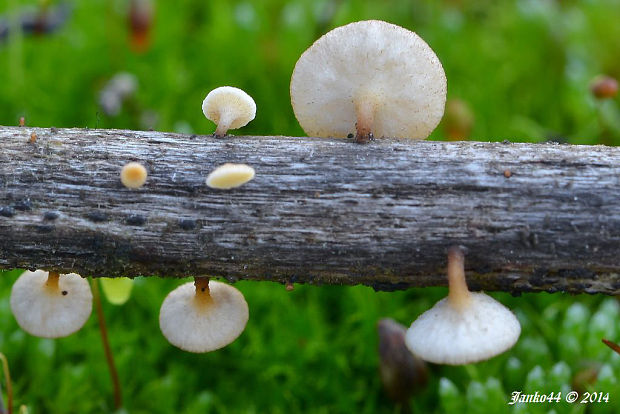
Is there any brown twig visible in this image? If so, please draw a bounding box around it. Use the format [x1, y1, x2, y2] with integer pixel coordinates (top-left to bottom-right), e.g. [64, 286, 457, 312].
[0, 352, 13, 414]
[91, 279, 123, 410]
[602, 338, 620, 355]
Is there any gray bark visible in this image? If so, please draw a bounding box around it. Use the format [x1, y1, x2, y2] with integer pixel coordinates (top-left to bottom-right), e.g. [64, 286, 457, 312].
[1, 126, 619, 294]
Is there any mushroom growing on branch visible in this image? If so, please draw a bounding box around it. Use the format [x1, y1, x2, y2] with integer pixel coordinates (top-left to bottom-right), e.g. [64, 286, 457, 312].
[159, 278, 249, 353]
[120, 162, 147, 189]
[10, 270, 93, 338]
[206, 163, 255, 189]
[405, 247, 521, 365]
[290, 20, 447, 143]
[201, 86, 256, 137]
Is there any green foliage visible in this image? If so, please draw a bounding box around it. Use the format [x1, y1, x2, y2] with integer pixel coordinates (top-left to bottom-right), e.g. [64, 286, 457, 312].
[0, 0, 619, 412]
[0, 0, 619, 142]
[1, 271, 619, 413]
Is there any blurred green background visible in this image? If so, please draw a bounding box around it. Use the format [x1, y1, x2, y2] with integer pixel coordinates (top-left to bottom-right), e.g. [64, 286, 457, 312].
[1, 0, 619, 413]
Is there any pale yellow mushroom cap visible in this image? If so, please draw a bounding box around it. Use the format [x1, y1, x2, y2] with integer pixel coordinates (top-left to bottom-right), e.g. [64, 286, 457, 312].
[10, 270, 93, 338]
[405, 292, 521, 365]
[201, 86, 256, 136]
[120, 162, 148, 189]
[159, 280, 249, 353]
[290, 20, 447, 140]
[206, 163, 255, 189]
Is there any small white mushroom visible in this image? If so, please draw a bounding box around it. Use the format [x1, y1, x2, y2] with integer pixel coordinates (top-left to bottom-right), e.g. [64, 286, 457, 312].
[120, 162, 148, 189]
[290, 20, 447, 143]
[202, 86, 256, 137]
[10, 270, 93, 338]
[206, 163, 255, 189]
[159, 278, 249, 353]
[405, 247, 521, 365]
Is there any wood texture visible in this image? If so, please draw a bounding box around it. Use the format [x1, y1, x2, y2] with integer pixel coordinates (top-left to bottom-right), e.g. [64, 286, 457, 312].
[1, 126, 619, 294]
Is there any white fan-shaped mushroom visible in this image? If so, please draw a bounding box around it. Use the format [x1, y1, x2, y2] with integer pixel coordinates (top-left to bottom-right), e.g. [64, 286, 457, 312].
[405, 247, 521, 365]
[202, 86, 256, 137]
[291, 20, 447, 143]
[206, 163, 255, 189]
[10, 270, 93, 338]
[159, 278, 249, 353]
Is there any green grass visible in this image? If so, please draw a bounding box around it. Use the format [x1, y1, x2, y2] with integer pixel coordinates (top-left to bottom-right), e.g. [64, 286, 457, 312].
[1, 0, 620, 412]
[0, 270, 619, 413]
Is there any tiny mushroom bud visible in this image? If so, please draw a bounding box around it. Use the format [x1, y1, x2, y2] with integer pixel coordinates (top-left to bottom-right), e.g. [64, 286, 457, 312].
[202, 86, 256, 137]
[120, 162, 148, 189]
[10, 270, 93, 338]
[159, 278, 249, 353]
[378, 318, 428, 407]
[590, 75, 618, 99]
[290, 20, 447, 143]
[405, 247, 521, 365]
[206, 163, 255, 189]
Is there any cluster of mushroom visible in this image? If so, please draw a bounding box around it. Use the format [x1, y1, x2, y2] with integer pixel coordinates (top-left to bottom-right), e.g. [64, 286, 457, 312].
[11, 21, 512, 361]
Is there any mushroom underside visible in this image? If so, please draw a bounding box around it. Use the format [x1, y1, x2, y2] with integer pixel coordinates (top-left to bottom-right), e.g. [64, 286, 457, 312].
[159, 281, 249, 353]
[405, 292, 521, 365]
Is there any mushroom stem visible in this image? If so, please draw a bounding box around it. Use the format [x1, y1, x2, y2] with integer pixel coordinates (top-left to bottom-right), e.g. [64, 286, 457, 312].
[46, 271, 60, 290]
[194, 277, 213, 305]
[214, 111, 234, 137]
[354, 99, 376, 144]
[446, 247, 471, 310]
[91, 279, 123, 410]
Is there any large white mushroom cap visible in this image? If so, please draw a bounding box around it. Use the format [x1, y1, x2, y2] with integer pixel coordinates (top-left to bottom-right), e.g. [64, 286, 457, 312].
[290, 20, 447, 140]
[10, 270, 93, 338]
[202, 86, 256, 136]
[405, 292, 521, 365]
[159, 280, 249, 353]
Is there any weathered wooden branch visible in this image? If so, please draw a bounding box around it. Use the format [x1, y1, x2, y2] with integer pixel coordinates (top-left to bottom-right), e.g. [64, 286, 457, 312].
[1, 126, 619, 294]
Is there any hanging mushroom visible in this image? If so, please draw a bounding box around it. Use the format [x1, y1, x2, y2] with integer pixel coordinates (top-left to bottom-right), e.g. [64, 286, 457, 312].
[159, 277, 249, 353]
[290, 20, 447, 143]
[404, 247, 521, 365]
[10, 270, 93, 338]
[202, 86, 256, 137]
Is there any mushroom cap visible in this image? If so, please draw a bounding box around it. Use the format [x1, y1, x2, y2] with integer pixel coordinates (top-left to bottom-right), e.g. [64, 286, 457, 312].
[405, 292, 520, 365]
[206, 163, 255, 189]
[159, 280, 249, 353]
[10, 270, 93, 338]
[201, 86, 256, 129]
[120, 162, 148, 189]
[290, 20, 447, 139]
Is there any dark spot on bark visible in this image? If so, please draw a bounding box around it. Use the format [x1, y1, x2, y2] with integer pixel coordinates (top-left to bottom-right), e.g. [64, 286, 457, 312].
[370, 282, 410, 292]
[201, 287, 205, 292]
[50, 127, 58, 133]
[36, 224, 55, 233]
[558, 268, 596, 280]
[0, 207, 15, 217]
[126, 214, 147, 226]
[86, 211, 108, 222]
[43, 211, 59, 221]
[178, 219, 196, 230]
[62, 290, 68, 296]
[347, 133, 354, 138]
[14, 199, 32, 211]
[189, 134, 197, 140]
